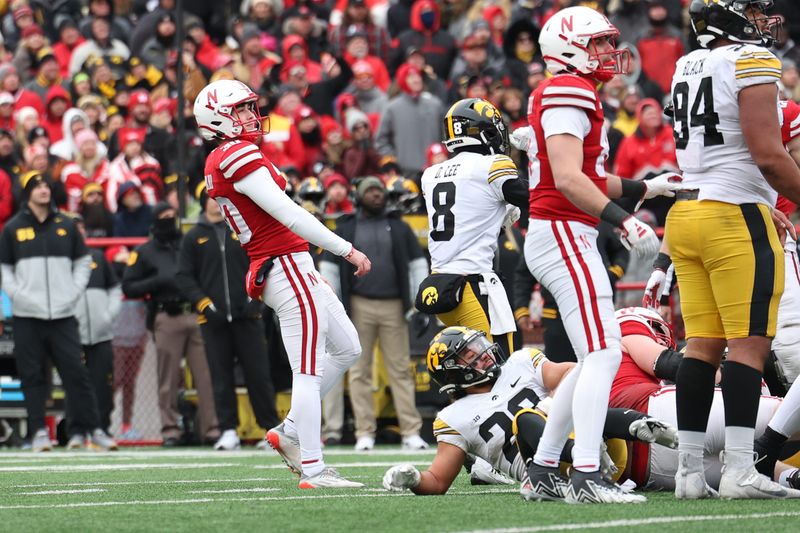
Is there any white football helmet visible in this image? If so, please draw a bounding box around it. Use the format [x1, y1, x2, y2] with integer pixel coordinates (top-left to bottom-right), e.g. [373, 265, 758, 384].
[538, 6, 629, 82]
[615, 306, 676, 349]
[193, 79, 264, 142]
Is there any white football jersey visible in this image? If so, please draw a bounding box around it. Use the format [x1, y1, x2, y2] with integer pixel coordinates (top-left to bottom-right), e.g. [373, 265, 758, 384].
[433, 349, 551, 481]
[671, 44, 782, 206]
[421, 151, 518, 274]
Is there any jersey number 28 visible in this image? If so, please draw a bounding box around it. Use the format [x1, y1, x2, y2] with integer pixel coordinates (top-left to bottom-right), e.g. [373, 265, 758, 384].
[672, 76, 724, 149]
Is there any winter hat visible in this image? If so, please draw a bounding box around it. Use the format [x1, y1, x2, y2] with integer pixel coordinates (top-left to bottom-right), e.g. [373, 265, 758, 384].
[0, 92, 14, 106]
[356, 176, 385, 199]
[21, 24, 44, 39]
[74, 128, 98, 148]
[116, 181, 141, 203]
[15, 105, 38, 124]
[82, 181, 104, 201]
[0, 64, 17, 85]
[352, 60, 374, 78]
[426, 143, 447, 166]
[344, 108, 369, 133]
[129, 90, 151, 108]
[323, 172, 349, 190]
[118, 127, 146, 150]
[293, 104, 317, 123]
[20, 170, 47, 199]
[26, 125, 47, 145]
[396, 63, 423, 96]
[13, 5, 34, 22]
[152, 201, 174, 219]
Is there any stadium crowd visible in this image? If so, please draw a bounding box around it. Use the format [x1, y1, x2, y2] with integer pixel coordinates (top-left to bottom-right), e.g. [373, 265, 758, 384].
[0, 0, 799, 463]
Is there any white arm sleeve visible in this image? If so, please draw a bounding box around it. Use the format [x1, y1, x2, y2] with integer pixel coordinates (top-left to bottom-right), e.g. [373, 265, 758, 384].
[234, 167, 353, 257]
[541, 107, 591, 140]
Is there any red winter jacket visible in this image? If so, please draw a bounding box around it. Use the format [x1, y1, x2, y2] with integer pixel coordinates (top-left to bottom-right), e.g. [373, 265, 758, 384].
[637, 30, 684, 95]
[613, 124, 678, 181]
[43, 85, 72, 143]
[53, 37, 86, 79]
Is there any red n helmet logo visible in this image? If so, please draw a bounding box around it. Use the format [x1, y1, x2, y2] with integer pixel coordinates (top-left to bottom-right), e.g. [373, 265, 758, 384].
[561, 15, 573, 33]
[205, 89, 218, 110]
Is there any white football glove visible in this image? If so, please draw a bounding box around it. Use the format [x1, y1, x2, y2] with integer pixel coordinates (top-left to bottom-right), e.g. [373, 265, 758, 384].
[629, 417, 679, 449]
[503, 205, 520, 229]
[510, 127, 532, 151]
[382, 464, 421, 492]
[642, 268, 666, 309]
[619, 216, 660, 260]
[636, 172, 682, 211]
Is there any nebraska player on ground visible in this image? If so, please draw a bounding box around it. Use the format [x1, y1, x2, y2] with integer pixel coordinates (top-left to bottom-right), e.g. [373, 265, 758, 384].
[193, 80, 370, 489]
[520, 6, 680, 504]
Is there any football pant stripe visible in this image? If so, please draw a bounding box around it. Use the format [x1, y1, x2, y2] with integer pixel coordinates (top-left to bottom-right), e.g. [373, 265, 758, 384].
[280, 256, 309, 374]
[560, 221, 607, 351]
[287, 253, 318, 375]
[741, 204, 777, 337]
[551, 221, 596, 353]
[557, 221, 602, 351]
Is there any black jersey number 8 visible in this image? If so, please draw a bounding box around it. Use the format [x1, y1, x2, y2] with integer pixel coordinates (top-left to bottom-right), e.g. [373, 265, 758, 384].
[429, 181, 456, 242]
[672, 77, 724, 149]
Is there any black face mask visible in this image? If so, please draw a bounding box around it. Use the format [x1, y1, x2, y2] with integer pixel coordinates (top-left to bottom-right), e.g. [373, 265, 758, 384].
[361, 199, 385, 216]
[152, 216, 180, 242]
[649, 16, 667, 28]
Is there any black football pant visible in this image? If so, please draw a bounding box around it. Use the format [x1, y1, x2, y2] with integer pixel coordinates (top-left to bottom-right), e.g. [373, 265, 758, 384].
[82, 341, 114, 432]
[201, 318, 280, 431]
[14, 317, 99, 435]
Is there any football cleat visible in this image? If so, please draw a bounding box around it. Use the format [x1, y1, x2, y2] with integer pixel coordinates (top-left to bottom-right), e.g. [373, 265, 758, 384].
[719, 452, 800, 499]
[31, 428, 52, 452]
[401, 435, 429, 450]
[299, 467, 364, 489]
[88, 429, 118, 451]
[66, 434, 85, 450]
[266, 423, 302, 476]
[629, 417, 679, 449]
[214, 429, 241, 451]
[469, 457, 515, 486]
[675, 452, 719, 499]
[520, 463, 568, 501]
[354, 436, 375, 451]
[565, 470, 646, 504]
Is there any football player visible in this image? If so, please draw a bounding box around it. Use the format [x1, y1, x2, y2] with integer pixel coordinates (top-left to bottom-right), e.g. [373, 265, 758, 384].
[193, 80, 370, 489]
[381, 326, 677, 500]
[610, 307, 800, 493]
[419, 98, 528, 359]
[521, 6, 681, 504]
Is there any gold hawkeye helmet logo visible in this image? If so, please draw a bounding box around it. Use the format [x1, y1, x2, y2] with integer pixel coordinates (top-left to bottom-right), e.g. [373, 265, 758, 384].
[427, 342, 448, 371]
[422, 286, 438, 306]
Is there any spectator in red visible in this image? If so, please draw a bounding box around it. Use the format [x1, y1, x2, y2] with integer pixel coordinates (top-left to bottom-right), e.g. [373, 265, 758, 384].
[483, 4, 508, 48]
[186, 19, 223, 72]
[636, 0, 684, 96]
[343, 26, 391, 91]
[613, 98, 679, 225]
[260, 90, 307, 171]
[342, 108, 381, 180]
[107, 90, 173, 172]
[323, 172, 354, 216]
[330, 0, 392, 63]
[279, 34, 323, 83]
[52, 19, 85, 80]
[0, 92, 14, 131]
[389, 0, 456, 81]
[294, 104, 324, 175]
[321, 119, 350, 172]
[347, 60, 389, 117]
[0, 166, 12, 231]
[388, 46, 447, 103]
[42, 85, 71, 144]
[61, 129, 111, 213]
[0, 129, 20, 184]
[0, 64, 44, 115]
[282, 53, 353, 116]
[426, 142, 448, 166]
[107, 128, 163, 212]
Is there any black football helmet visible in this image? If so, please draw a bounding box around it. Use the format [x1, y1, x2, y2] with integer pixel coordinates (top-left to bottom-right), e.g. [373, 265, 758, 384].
[296, 177, 325, 205]
[443, 98, 509, 156]
[426, 327, 504, 394]
[385, 177, 423, 215]
[689, 0, 780, 48]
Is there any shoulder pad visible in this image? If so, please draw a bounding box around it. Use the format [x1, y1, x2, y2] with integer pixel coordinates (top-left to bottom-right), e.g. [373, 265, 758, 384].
[734, 46, 781, 82]
[217, 140, 263, 181]
[540, 76, 597, 111]
[432, 417, 461, 437]
[488, 155, 518, 184]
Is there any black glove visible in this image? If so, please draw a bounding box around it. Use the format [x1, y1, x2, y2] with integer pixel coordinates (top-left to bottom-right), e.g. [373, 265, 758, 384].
[198, 298, 225, 323]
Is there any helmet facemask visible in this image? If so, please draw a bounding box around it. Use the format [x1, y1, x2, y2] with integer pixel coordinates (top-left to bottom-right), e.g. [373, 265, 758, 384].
[572, 32, 630, 82]
[230, 99, 264, 142]
[436, 333, 504, 394]
[693, 0, 780, 48]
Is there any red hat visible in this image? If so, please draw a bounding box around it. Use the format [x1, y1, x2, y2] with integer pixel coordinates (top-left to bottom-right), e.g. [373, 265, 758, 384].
[118, 127, 146, 150]
[426, 142, 447, 166]
[21, 24, 44, 39]
[352, 60, 374, 78]
[129, 90, 151, 108]
[462, 34, 485, 50]
[152, 97, 175, 116]
[323, 172, 349, 189]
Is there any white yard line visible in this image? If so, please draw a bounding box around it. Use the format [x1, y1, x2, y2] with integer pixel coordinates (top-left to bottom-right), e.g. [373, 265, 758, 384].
[18, 488, 106, 496]
[187, 488, 281, 494]
[0, 462, 238, 473]
[253, 461, 431, 470]
[0, 448, 435, 461]
[9, 477, 370, 488]
[0, 488, 511, 510]
[450, 511, 800, 533]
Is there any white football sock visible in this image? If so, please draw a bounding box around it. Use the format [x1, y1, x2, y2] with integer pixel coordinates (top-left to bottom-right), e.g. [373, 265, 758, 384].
[533, 362, 582, 468]
[287, 373, 325, 477]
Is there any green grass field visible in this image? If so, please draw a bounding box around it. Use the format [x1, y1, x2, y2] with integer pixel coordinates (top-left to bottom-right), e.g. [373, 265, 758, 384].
[0, 447, 799, 532]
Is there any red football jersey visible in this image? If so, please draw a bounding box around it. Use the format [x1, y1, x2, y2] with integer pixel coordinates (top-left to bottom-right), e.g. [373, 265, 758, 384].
[527, 74, 609, 226]
[204, 139, 308, 266]
[775, 100, 800, 217]
[609, 319, 661, 411]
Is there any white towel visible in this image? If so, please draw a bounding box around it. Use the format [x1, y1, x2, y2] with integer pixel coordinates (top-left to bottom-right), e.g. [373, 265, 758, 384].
[480, 272, 516, 335]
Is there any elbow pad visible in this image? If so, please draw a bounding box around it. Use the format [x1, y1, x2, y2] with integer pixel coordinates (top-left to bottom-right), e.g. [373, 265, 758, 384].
[653, 348, 683, 381]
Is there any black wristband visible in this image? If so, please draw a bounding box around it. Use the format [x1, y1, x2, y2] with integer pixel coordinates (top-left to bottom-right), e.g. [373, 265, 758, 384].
[620, 178, 646, 199]
[600, 201, 630, 227]
[653, 348, 683, 381]
[659, 294, 671, 306]
[653, 252, 672, 271]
